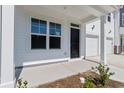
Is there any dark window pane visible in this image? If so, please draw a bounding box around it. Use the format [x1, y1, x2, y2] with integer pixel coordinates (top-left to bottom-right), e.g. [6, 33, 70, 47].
[40, 20, 46, 27]
[50, 22, 55, 28]
[120, 7, 124, 27]
[31, 18, 39, 33]
[32, 18, 39, 26]
[56, 24, 61, 36]
[32, 25, 39, 33]
[40, 27, 46, 34]
[40, 20, 47, 34]
[56, 24, 61, 29]
[56, 29, 61, 36]
[50, 37, 61, 49]
[31, 35, 46, 49]
[39, 20, 47, 34]
[31, 18, 47, 34]
[49, 22, 61, 36]
[50, 28, 56, 35]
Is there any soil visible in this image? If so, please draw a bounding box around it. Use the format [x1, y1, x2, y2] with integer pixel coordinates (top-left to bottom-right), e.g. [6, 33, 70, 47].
[37, 71, 124, 88]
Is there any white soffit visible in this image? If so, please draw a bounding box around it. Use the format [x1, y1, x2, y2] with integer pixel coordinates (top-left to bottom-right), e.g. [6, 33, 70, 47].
[43, 5, 118, 21]
[22, 5, 118, 23]
[42, 5, 92, 20]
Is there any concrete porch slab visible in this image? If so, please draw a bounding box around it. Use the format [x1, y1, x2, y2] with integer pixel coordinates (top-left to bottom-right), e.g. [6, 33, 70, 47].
[15, 56, 124, 87]
[15, 60, 97, 87]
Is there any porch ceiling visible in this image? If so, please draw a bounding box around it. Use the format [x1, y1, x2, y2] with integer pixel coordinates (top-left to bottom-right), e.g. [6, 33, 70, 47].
[42, 5, 118, 22]
[22, 5, 119, 23]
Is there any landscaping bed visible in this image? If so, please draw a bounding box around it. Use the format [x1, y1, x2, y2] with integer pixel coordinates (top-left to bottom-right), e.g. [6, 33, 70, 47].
[38, 71, 124, 88]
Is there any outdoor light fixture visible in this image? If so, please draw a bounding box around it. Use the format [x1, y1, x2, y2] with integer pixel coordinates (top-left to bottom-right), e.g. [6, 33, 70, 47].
[108, 30, 112, 34]
[91, 25, 95, 30]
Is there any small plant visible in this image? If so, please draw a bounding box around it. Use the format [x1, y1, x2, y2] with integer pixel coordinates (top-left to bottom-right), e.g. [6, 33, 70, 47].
[17, 78, 28, 88]
[92, 63, 115, 86]
[83, 77, 93, 88]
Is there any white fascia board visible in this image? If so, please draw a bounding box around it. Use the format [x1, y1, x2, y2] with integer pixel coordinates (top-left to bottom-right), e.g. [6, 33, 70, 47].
[79, 6, 103, 17]
[88, 5, 118, 16]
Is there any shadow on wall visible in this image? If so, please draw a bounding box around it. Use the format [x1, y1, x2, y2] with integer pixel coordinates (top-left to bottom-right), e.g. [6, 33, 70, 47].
[15, 67, 23, 83]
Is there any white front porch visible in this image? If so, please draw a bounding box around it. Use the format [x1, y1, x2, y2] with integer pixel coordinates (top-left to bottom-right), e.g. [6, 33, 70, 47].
[0, 5, 118, 87]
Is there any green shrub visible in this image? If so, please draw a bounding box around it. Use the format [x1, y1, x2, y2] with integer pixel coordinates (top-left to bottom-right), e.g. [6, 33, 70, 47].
[17, 78, 28, 88]
[83, 77, 93, 88]
[92, 63, 114, 86]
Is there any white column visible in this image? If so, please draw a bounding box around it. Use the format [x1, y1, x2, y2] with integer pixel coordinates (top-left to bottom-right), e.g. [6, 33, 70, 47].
[0, 6, 1, 83]
[0, 5, 15, 87]
[100, 15, 107, 65]
[114, 10, 120, 54]
[81, 23, 86, 59]
[122, 36, 124, 54]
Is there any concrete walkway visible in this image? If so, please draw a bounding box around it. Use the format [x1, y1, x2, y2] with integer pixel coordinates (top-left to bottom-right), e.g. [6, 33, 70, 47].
[110, 65, 124, 83]
[108, 54, 124, 69]
[86, 54, 124, 69]
[84, 54, 124, 83]
[16, 60, 97, 87]
[16, 56, 124, 87]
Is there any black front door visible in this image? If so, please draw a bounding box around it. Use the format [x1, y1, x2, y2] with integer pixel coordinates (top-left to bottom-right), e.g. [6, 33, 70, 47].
[70, 28, 80, 58]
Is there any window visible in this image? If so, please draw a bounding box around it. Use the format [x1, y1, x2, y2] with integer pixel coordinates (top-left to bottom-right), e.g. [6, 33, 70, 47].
[49, 22, 61, 49]
[107, 13, 111, 22]
[31, 18, 47, 49]
[122, 13, 124, 26]
[31, 18, 61, 49]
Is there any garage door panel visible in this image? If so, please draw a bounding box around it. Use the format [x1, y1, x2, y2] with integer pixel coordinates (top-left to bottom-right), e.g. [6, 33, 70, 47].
[86, 38, 98, 56]
[106, 39, 113, 54]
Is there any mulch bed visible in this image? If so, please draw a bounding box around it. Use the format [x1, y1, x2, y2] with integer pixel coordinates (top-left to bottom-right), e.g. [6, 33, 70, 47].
[37, 71, 124, 88]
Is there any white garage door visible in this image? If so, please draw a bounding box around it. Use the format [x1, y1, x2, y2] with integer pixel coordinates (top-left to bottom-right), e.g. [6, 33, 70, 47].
[106, 39, 113, 54]
[86, 37, 98, 56]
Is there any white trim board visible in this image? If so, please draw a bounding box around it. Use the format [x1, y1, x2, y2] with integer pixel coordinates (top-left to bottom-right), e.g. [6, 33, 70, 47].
[15, 58, 70, 68]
